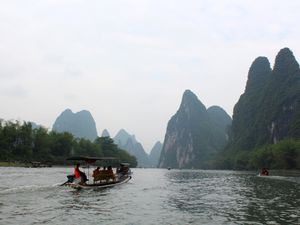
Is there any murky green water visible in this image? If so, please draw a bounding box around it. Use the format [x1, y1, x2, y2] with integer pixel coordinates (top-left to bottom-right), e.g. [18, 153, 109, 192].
[0, 168, 299, 225]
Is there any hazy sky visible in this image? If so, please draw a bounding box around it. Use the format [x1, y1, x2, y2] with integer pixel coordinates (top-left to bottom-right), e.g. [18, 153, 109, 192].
[1, 0, 300, 152]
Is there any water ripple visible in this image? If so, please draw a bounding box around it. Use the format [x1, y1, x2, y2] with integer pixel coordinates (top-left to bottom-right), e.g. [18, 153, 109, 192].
[0, 168, 299, 225]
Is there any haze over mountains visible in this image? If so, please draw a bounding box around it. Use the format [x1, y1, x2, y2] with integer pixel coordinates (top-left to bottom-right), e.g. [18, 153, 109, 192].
[112, 129, 150, 167]
[49, 47, 300, 169]
[51, 110, 162, 167]
[158, 47, 300, 169]
[158, 90, 231, 169]
[108, 129, 162, 167]
[101, 129, 110, 137]
[52, 109, 98, 141]
[149, 141, 163, 167]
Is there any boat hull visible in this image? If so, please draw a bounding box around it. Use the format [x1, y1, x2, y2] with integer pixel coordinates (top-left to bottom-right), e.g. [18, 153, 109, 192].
[64, 176, 131, 190]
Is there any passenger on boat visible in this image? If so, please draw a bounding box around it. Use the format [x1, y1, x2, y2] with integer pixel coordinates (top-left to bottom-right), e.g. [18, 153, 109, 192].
[107, 166, 113, 174]
[74, 163, 88, 183]
[92, 167, 101, 183]
[93, 167, 100, 177]
[107, 166, 116, 181]
[118, 164, 129, 175]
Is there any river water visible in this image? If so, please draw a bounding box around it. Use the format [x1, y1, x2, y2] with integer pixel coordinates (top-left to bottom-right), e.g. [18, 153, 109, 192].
[0, 167, 299, 225]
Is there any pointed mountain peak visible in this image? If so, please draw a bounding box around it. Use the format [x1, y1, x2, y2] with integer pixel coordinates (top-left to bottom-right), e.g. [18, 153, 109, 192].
[116, 129, 130, 137]
[249, 57, 271, 76]
[207, 105, 232, 128]
[114, 129, 137, 145]
[62, 108, 73, 115]
[245, 56, 271, 92]
[182, 89, 198, 101]
[152, 141, 162, 149]
[155, 140, 162, 145]
[101, 129, 110, 137]
[207, 105, 230, 116]
[273, 47, 299, 74]
[180, 89, 206, 111]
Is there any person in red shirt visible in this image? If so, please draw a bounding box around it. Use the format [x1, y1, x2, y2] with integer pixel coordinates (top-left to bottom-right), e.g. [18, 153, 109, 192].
[74, 163, 88, 183]
[74, 163, 81, 178]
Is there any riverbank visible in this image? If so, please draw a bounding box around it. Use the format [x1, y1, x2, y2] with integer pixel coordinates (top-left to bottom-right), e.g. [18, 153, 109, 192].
[0, 161, 53, 167]
[1, 162, 299, 176]
[0, 161, 27, 167]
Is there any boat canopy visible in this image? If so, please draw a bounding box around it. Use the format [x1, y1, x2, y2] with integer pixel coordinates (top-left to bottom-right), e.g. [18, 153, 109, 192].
[66, 156, 116, 164]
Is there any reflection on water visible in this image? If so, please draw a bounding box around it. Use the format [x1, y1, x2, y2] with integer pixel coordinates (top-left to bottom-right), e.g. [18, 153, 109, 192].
[0, 168, 299, 225]
[165, 170, 300, 225]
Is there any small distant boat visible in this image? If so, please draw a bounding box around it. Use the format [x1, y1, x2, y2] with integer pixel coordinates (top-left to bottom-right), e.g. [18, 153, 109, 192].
[62, 156, 132, 190]
[259, 168, 269, 176]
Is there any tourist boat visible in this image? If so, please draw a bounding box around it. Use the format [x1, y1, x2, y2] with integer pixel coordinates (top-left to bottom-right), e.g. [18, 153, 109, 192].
[62, 156, 132, 190]
[259, 168, 269, 176]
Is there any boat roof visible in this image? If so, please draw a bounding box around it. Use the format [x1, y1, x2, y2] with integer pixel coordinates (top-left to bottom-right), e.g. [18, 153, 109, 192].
[66, 156, 116, 163]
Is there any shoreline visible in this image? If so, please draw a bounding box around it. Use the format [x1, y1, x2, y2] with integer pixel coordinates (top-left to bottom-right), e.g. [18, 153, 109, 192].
[1, 162, 299, 174]
[0, 161, 27, 167]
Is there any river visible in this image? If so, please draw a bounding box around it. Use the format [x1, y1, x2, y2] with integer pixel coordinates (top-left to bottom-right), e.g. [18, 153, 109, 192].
[0, 167, 299, 225]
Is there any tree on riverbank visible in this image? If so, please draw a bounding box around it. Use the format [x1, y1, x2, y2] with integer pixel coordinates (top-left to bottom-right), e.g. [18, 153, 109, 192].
[0, 120, 137, 167]
[249, 139, 300, 170]
[214, 139, 300, 170]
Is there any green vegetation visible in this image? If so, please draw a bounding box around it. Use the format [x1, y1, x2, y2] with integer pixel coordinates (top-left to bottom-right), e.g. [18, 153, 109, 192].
[250, 139, 300, 170]
[215, 139, 300, 170]
[0, 119, 137, 167]
[0, 161, 27, 167]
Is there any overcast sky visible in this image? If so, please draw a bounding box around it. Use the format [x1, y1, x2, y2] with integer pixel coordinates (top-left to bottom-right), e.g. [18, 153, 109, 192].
[1, 0, 300, 152]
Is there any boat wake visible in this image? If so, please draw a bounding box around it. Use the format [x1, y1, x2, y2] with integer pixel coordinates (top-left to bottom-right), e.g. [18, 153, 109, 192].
[0, 183, 61, 195]
[257, 175, 300, 184]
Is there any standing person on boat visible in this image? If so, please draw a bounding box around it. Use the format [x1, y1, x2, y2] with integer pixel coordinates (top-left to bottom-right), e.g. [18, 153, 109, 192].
[74, 163, 88, 183]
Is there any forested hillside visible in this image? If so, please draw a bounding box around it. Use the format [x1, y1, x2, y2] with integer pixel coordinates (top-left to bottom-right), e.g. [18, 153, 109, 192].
[218, 48, 300, 169]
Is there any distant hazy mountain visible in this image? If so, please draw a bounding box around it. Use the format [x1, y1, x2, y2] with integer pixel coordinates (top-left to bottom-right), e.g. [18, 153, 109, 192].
[52, 109, 98, 141]
[101, 129, 110, 137]
[28, 121, 42, 129]
[159, 90, 231, 169]
[148, 141, 163, 167]
[113, 129, 150, 167]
